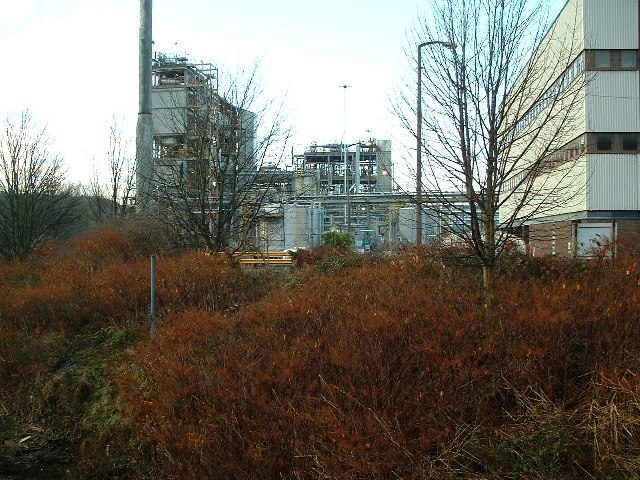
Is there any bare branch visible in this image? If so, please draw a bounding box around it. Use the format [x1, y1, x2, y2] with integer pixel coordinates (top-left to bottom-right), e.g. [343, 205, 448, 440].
[0, 112, 80, 261]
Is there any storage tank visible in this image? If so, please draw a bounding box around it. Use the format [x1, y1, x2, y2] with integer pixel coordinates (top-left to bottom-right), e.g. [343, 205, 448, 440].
[283, 204, 323, 250]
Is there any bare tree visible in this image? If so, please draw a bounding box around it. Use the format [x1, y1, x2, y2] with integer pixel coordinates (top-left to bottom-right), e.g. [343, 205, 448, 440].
[151, 57, 291, 252]
[88, 117, 135, 221]
[0, 112, 80, 261]
[395, 0, 586, 313]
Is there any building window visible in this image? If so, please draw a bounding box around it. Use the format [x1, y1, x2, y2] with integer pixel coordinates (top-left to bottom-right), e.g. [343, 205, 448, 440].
[511, 53, 585, 136]
[622, 133, 639, 151]
[588, 49, 640, 70]
[596, 134, 613, 151]
[588, 132, 640, 152]
[621, 50, 638, 68]
[594, 50, 612, 68]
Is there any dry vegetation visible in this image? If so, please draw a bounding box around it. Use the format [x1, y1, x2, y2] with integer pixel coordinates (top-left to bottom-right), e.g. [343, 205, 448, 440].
[1, 227, 640, 479]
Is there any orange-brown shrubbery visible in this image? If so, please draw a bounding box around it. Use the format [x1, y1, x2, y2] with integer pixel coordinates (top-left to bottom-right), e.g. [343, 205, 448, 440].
[0, 227, 277, 478]
[291, 245, 361, 270]
[5, 232, 640, 479]
[0, 227, 270, 393]
[0, 228, 265, 329]
[119, 249, 640, 479]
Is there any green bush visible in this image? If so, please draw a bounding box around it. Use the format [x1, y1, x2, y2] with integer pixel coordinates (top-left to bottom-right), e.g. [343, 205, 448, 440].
[322, 231, 353, 248]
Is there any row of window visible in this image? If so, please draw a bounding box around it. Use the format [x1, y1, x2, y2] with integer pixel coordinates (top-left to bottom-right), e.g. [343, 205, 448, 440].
[590, 50, 638, 70]
[502, 134, 585, 192]
[503, 132, 640, 191]
[511, 49, 639, 139]
[512, 52, 585, 136]
[592, 132, 640, 152]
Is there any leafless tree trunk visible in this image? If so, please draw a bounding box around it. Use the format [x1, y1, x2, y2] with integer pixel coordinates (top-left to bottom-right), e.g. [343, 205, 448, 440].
[88, 117, 135, 221]
[0, 112, 80, 261]
[107, 119, 135, 216]
[394, 0, 586, 320]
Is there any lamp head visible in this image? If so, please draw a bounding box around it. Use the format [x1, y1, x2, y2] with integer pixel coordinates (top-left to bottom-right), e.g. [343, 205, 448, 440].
[419, 40, 457, 50]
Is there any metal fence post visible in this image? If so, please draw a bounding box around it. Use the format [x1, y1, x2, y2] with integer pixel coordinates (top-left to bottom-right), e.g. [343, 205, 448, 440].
[150, 254, 156, 336]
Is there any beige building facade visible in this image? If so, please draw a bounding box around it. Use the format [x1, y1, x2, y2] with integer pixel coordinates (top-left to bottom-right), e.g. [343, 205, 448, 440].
[503, 0, 640, 256]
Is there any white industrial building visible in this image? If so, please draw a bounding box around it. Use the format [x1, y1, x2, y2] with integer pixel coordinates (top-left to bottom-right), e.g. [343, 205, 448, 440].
[503, 0, 640, 256]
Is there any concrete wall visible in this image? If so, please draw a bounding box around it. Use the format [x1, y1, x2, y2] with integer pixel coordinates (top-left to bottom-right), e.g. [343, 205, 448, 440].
[618, 219, 640, 242]
[502, 156, 588, 223]
[528, 217, 640, 257]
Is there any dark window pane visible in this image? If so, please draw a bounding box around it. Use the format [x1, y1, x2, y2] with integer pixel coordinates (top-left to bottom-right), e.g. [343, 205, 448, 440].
[596, 134, 613, 151]
[621, 50, 637, 68]
[594, 50, 612, 68]
[622, 133, 638, 151]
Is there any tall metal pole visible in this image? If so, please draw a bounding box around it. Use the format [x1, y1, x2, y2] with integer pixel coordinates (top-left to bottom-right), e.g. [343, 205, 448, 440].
[136, 0, 154, 211]
[354, 143, 361, 194]
[339, 84, 351, 235]
[346, 145, 352, 235]
[416, 45, 424, 246]
[339, 84, 351, 142]
[416, 41, 456, 245]
[150, 254, 157, 336]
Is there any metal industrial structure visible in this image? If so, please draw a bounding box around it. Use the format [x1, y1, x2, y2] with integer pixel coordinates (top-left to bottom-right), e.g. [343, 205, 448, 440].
[149, 53, 261, 250]
[253, 140, 472, 252]
[255, 140, 400, 252]
[152, 53, 220, 187]
[294, 140, 393, 195]
[142, 49, 473, 252]
[146, 53, 413, 252]
[503, 0, 640, 256]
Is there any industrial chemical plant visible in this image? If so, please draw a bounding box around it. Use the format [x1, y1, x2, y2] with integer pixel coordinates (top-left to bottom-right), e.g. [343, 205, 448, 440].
[140, 52, 467, 252]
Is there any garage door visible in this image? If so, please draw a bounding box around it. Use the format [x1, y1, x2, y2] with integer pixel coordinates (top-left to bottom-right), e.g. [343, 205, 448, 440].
[576, 222, 614, 257]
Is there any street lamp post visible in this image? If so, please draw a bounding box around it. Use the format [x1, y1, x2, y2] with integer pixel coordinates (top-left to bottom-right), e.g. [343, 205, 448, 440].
[416, 40, 456, 245]
[339, 84, 351, 235]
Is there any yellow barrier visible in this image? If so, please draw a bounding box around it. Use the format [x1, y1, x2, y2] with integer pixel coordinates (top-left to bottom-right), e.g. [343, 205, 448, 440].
[234, 252, 293, 266]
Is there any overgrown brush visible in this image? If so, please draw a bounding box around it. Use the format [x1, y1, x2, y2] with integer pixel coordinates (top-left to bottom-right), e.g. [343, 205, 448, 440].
[5, 234, 640, 478]
[290, 245, 362, 271]
[0, 228, 270, 331]
[119, 248, 640, 479]
[0, 227, 276, 479]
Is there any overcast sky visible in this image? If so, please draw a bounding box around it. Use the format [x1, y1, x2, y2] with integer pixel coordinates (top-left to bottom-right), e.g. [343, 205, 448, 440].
[0, 0, 564, 187]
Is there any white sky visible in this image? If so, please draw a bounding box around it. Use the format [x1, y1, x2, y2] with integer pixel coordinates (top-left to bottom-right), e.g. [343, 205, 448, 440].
[0, 0, 564, 188]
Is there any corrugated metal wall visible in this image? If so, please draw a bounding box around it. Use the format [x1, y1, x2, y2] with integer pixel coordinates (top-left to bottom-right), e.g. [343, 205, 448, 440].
[583, 0, 640, 212]
[152, 89, 188, 135]
[584, 0, 639, 49]
[587, 153, 640, 209]
[586, 71, 640, 131]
